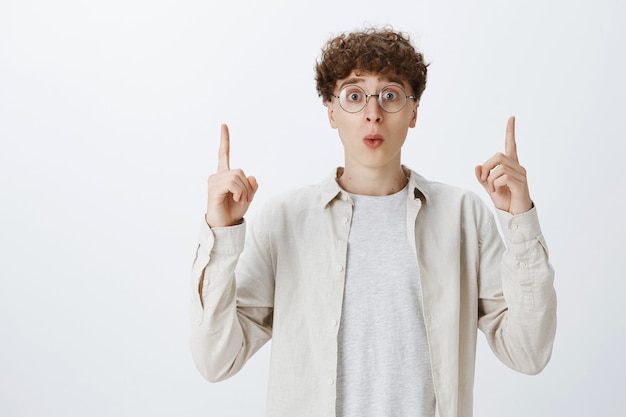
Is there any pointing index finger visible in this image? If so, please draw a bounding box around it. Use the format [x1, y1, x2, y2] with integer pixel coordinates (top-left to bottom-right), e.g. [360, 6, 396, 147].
[217, 123, 230, 172]
[505, 115, 518, 162]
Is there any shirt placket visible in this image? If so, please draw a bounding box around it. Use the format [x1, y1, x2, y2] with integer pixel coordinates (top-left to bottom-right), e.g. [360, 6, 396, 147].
[325, 192, 353, 417]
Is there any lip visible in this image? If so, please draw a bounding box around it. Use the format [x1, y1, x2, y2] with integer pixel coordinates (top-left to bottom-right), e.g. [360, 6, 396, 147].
[363, 134, 385, 149]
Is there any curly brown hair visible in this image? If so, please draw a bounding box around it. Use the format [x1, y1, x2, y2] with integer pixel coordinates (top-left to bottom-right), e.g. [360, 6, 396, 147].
[315, 28, 428, 103]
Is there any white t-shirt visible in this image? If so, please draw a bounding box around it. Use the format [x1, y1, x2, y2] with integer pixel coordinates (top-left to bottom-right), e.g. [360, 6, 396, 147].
[336, 185, 436, 417]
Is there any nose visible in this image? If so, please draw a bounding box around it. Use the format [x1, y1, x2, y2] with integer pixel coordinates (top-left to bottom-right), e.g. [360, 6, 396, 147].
[364, 95, 383, 123]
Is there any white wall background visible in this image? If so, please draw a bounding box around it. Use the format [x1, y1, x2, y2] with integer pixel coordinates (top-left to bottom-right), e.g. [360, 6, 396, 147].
[1, 0, 624, 416]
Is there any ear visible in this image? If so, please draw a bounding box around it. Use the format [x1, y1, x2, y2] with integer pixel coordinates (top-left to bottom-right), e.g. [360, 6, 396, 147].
[327, 100, 338, 129]
[408, 101, 419, 128]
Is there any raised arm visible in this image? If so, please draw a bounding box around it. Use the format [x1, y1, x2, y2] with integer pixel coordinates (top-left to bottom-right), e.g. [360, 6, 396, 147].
[190, 124, 272, 383]
[474, 117, 556, 374]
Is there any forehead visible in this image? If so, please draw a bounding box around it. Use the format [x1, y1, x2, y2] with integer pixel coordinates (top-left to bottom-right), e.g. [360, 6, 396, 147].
[337, 71, 408, 90]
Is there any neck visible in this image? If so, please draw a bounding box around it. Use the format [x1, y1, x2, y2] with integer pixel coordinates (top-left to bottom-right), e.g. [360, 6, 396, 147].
[337, 164, 408, 196]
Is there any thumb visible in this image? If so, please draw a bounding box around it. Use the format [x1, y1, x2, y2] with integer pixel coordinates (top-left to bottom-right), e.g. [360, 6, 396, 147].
[248, 175, 259, 193]
[474, 165, 484, 185]
[475, 166, 490, 191]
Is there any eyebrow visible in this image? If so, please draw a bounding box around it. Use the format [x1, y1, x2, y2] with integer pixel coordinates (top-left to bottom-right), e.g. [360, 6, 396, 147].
[338, 76, 406, 90]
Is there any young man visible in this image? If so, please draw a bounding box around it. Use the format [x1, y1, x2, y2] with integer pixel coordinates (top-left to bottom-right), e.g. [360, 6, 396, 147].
[190, 28, 556, 417]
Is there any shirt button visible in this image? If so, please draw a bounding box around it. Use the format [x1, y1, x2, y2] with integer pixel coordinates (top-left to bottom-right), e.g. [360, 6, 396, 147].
[510, 223, 519, 230]
[331, 319, 338, 327]
[336, 265, 344, 272]
[328, 378, 335, 385]
[341, 217, 349, 224]
[517, 261, 527, 268]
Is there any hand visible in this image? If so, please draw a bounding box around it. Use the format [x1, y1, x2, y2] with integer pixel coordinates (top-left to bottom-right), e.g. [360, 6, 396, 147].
[205, 124, 258, 227]
[475, 116, 533, 215]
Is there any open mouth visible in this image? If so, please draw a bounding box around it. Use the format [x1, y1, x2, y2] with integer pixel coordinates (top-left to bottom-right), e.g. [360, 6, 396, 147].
[363, 134, 384, 148]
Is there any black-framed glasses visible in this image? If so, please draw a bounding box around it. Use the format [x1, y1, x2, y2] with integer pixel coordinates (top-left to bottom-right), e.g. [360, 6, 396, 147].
[332, 84, 417, 113]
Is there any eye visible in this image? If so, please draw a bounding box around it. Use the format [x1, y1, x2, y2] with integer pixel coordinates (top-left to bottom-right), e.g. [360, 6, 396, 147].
[341, 86, 365, 103]
[381, 87, 401, 102]
[345, 90, 362, 102]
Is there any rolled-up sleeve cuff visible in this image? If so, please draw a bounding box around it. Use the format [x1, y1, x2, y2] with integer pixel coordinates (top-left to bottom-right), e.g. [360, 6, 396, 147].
[197, 219, 246, 253]
[208, 222, 246, 255]
[496, 206, 542, 244]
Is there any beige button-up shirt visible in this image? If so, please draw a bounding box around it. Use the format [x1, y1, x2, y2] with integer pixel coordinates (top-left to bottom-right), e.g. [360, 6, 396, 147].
[190, 168, 557, 417]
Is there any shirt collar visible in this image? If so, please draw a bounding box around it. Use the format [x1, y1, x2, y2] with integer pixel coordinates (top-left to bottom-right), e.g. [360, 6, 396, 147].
[318, 166, 430, 208]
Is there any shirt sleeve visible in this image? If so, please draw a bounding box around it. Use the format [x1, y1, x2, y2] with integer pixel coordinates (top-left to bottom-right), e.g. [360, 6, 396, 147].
[189, 218, 274, 382]
[477, 206, 557, 375]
